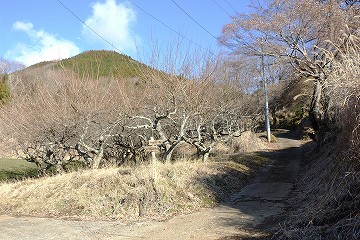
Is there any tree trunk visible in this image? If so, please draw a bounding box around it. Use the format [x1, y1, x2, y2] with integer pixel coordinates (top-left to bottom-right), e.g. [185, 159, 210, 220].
[92, 148, 104, 169]
[164, 149, 173, 163]
[195, 146, 211, 162]
[202, 151, 210, 162]
[55, 160, 63, 174]
[309, 78, 323, 133]
[34, 157, 46, 176]
[163, 140, 182, 163]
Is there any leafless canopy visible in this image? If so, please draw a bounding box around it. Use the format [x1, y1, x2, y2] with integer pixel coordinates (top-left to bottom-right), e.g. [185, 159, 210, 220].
[0, 46, 261, 174]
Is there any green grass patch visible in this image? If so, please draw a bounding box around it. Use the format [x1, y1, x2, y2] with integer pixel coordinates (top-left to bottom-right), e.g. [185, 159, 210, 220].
[0, 158, 38, 181]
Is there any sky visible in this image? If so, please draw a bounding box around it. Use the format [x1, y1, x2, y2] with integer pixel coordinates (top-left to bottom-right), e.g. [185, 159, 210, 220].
[0, 0, 251, 66]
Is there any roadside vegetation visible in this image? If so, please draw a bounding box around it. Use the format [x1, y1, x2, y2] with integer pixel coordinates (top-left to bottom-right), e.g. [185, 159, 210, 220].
[0, 0, 358, 238]
[0, 39, 268, 220]
[0, 149, 269, 221]
[218, 0, 359, 238]
[273, 30, 360, 240]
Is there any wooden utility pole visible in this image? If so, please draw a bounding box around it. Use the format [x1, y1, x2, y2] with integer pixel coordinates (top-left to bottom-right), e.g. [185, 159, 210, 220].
[260, 39, 271, 143]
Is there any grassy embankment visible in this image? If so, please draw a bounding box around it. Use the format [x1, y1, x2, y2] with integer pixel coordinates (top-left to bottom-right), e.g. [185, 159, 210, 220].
[0, 137, 270, 222]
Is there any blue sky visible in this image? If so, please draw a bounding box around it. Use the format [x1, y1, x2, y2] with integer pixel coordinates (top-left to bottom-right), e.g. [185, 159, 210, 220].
[0, 0, 251, 66]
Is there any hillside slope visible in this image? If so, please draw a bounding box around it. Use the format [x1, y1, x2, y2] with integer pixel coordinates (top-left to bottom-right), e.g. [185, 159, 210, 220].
[58, 50, 147, 79]
[15, 50, 150, 81]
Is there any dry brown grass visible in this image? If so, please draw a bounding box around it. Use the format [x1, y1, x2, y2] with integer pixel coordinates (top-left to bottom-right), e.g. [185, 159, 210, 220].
[230, 131, 266, 153]
[325, 33, 360, 159]
[274, 142, 360, 240]
[274, 33, 360, 240]
[0, 156, 268, 222]
[167, 131, 265, 159]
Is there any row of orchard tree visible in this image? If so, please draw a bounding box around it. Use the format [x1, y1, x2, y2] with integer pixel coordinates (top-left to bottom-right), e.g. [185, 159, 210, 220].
[0, 0, 358, 175]
[0, 50, 262, 175]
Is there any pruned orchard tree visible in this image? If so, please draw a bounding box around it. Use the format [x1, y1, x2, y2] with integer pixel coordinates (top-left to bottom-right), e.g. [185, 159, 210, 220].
[0, 67, 136, 174]
[219, 0, 359, 137]
[182, 90, 252, 161]
[127, 43, 261, 162]
[126, 51, 215, 162]
[1, 70, 82, 174]
[181, 65, 260, 161]
[0, 41, 265, 173]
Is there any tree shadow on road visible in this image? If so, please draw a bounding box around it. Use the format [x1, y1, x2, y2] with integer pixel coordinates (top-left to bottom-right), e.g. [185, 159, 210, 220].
[197, 133, 314, 239]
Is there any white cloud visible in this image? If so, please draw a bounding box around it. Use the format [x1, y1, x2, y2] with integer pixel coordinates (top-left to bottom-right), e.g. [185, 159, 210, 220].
[6, 21, 80, 66]
[13, 21, 34, 32]
[82, 0, 138, 53]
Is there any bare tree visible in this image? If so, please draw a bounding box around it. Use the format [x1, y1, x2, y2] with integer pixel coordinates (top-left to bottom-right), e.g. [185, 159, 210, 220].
[0, 66, 135, 173]
[0, 59, 25, 74]
[0, 39, 265, 172]
[125, 40, 263, 162]
[219, 0, 359, 135]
